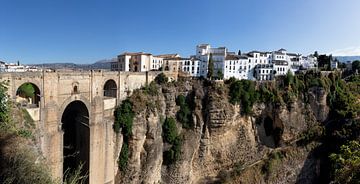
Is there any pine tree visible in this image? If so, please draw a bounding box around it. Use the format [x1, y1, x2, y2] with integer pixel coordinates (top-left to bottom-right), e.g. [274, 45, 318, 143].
[207, 53, 214, 79]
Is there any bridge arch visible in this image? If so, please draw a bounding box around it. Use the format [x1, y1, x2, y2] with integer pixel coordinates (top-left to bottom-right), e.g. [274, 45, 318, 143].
[15, 82, 41, 107]
[103, 79, 117, 98]
[59, 96, 91, 182]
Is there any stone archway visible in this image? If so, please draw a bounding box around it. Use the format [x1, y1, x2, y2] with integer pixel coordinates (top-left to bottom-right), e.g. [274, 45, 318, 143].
[61, 100, 90, 182]
[16, 82, 41, 107]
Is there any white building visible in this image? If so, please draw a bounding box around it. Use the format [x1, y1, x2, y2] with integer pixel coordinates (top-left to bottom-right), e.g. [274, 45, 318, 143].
[110, 45, 318, 82]
[223, 55, 248, 80]
[0, 61, 5, 72]
[0, 61, 40, 72]
[330, 59, 338, 70]
[273, 60, 290, 76]
[112, 52, 153, 72]
[254, 64, 274, 81]
[111, 52, 182, 72]
[180, 57, 201, 77]
[195, 44, 227, 78]
[300, 55, 317, 70]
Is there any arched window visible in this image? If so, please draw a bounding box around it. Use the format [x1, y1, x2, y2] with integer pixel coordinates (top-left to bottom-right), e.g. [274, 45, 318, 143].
[73, 86, 78, 94]
[103, 80, 117, 98]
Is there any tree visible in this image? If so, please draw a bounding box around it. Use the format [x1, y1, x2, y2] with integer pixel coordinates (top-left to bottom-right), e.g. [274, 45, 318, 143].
[314, 51, 319, 58]
[238, 50, 242, 55]
[217, 70, 224, 80]
[18, 83, 35, 98]
[284, 71, 294, 87]
[352, 60, 360, 72]
[318, 54, 331, 70]
[155, 73, 168, 84]
[207, 53, 214, 79]
[338, 62, 346, 69]
[162, 117, 178, 144]
[176, 95, 192, 128]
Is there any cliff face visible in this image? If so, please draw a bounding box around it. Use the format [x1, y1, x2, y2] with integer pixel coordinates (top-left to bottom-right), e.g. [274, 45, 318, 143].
[115, 79, 329, 184]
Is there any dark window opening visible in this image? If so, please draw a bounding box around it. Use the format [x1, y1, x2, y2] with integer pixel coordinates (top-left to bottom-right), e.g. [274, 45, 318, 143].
[103, 80, 117, 98]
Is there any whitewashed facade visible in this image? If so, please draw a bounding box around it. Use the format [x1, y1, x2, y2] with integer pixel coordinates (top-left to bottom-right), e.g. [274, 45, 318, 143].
[111, 45, 318, 81]
[180, 57, 201, 77]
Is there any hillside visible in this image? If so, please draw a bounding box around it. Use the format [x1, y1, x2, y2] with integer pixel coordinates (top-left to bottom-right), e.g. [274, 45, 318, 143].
[334, 56, 360, 63]
[30, 58, 115, 70]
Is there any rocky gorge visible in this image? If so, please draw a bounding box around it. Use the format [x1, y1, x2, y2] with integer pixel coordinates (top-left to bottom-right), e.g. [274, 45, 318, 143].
[113, 72, 354, 184]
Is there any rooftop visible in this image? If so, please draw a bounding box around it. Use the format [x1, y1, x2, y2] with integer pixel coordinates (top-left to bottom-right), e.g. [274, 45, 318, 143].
[155, 54, 180, 59]
[120, 52, 152, 56]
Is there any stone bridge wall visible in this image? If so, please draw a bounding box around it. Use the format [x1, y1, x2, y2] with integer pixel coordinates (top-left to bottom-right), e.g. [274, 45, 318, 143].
[0, 70, 174, 184]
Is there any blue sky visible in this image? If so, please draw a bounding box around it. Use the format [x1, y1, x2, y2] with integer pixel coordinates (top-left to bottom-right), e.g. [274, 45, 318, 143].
[1, 0, 360, 64]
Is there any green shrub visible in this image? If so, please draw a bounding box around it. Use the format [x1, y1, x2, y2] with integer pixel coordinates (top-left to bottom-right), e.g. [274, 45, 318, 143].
[176, 95, 193, 128]
[224, 77, 237, 84]
[114, 99, 135, 171]
[143, 82, 158, 96]
[262, 151, 284, 178]
[0, 144, 56, 184]
[18, 129, 32, 138]
[162, 117, 178, 144]
[176, 95, 186, 106]
[162, 116, 182, 165]
[114, 99, 134, 136]
[63, 164, 88, 184]
[296, 125, 324, 146]
[163, 136, 182, 165]
[229, 80, 259, 114]
[118, 143, 129, 172]
[155, 73, 168, 84]
[329, 141, 360, 183]
[328, 79, 360, 119]
[284, 71, 294, 88]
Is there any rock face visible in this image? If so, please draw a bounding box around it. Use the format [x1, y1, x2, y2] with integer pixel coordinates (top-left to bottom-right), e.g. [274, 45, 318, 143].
[115, 80, 329, 184]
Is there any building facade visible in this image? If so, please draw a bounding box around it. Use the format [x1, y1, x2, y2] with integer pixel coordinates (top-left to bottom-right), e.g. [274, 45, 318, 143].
[110, 44, 318, 81]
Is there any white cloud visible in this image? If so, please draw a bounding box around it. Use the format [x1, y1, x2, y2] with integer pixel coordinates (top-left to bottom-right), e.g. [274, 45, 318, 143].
[328, 47, 360, 56]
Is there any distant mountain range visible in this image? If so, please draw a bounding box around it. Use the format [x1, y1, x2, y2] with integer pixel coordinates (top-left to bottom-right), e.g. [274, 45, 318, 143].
[334, 56, 360, 63]
[30, 58, 116, 70]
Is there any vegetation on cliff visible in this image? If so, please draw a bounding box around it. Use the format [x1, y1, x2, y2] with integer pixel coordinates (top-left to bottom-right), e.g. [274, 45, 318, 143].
[329, 140, 360, 183]
[176, 94, 193, 128]
[162, 117, 182, 165]
[114, 99, 134, 171]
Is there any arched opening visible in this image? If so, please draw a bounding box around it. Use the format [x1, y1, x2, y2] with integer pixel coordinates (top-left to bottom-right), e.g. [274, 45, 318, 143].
[103, 80, 117, 98]
[61, 100, 89, 182]
[73, 85, 78, 94]
[257, 116, 283, 148]
[16, 82, 40, 107]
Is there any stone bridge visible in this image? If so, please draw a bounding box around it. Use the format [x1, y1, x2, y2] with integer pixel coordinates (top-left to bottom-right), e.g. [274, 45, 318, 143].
[0, 70, 175, 184]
